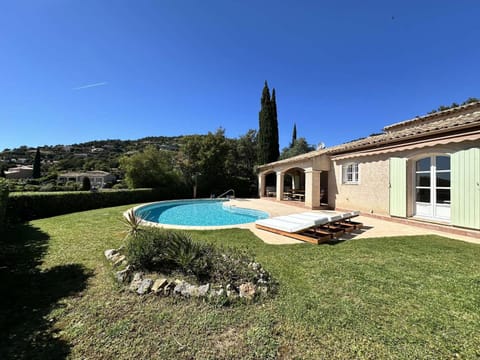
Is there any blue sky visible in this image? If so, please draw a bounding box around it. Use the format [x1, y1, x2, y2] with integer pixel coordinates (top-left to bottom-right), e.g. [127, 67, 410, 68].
[1, 0, 479, 151]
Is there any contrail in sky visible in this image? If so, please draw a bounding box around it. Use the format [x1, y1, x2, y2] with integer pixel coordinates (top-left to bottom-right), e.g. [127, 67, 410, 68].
[73, 82, 108, 90]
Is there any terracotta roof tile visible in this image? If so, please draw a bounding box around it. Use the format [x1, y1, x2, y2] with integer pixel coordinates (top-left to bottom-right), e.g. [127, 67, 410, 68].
[327, 102, 480, 154]
[258, 102, 480, 169]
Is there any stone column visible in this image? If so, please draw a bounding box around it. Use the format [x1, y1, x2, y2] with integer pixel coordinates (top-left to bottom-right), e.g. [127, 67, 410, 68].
[258, 173, 266, 197]
[276, 171, 284, 201]
[305, 168, 321, 209]
[292, 174, 298, 190]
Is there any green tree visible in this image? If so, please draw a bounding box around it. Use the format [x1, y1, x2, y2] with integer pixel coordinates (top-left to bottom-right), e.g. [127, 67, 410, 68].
[82, 176, 91, 191]
[290, 123, 297, 148]
[32, 148, 41, 178]
[0, 178, 9, 231]
[178, 129, 259, 198]
[179, 128, 236, 196]
[178, 129, 231, 197]
[279, 137, 315, 160]
[232, 129, 258, 179]
[119, 145, 179, 188]
[257, 81, 279, 164]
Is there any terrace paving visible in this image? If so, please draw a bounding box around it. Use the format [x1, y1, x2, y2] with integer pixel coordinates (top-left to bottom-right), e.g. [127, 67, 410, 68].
[229, 199, 480, 245]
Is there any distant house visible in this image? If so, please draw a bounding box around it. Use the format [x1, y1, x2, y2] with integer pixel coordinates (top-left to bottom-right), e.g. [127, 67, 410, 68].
[258, 101, 480, 232]
[58, 171, 116, 188]
[15, 158, 29, 164]
[5, 165, 33, 179]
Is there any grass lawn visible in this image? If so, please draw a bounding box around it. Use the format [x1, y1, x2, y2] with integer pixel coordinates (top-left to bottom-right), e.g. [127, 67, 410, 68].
[1, 204, 479, 359]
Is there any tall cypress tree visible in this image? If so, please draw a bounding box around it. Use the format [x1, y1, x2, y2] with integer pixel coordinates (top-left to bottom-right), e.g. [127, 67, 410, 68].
[290, 123, 297, 148]
[257, 81, 279, 164]
[257, 81, 271, 164]
[270, 89, 280, 161]
[32, 148, 41, 179]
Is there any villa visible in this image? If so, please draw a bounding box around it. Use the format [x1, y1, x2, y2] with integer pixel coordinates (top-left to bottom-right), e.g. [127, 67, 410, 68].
[58, 170, 116, 188]
[258, 101, 480, 232]
[4, 165, 34, 179]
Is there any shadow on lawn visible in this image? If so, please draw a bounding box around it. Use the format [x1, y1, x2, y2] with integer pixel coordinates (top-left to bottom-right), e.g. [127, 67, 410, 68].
[0, 224, 91, 359]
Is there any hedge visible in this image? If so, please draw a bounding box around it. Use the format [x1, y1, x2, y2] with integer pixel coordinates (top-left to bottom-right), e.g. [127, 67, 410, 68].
[7, 187, 190, 222]
[0, 178, 8, 231]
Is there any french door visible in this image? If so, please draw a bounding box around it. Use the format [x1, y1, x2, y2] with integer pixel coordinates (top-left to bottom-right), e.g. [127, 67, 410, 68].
[415, 155, 451, 220]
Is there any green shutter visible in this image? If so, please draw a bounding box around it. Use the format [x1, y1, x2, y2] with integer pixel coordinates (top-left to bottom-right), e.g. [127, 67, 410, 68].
[389, 157, 407, 217]
[451, 148, 480, 229]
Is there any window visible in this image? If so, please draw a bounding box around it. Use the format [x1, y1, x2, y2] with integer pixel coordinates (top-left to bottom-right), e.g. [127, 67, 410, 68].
[342, 163, 359, 184]
[414, 155, 451, 220]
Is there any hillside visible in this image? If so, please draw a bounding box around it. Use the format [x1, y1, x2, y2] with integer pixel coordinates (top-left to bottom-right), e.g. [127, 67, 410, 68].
[0, 136, 183, 174]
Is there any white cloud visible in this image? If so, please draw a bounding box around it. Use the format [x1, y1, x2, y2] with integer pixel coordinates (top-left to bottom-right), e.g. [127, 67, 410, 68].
[73, 82, 108, 90]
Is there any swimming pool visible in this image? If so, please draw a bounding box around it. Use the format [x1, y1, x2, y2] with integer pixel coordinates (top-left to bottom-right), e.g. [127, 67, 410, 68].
[135, 199, 269, 227]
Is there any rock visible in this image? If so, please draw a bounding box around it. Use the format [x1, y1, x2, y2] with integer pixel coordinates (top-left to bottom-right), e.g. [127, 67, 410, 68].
[184, 284, 210, 297]
[115, 265, 133, 283]
[137, 278, 154, 295]
[113, 255, 126, 267]
[163, 282, 175, 296]
[256, 278, 268, 286]
[197, 284, 210, 297]
[257, 286, 268, 295]
[249, 262, 261, 271]
[226, 283, 238, 298]
[104, 249, 118, 260]
[173, 281, 188, 296]
[239, 282, 256, 300]
[110, 253, 122, 263]
[151, 278, 168, 294]
[132, 272, 143, 282]
[182, 284, 196, 297]
[129, 272, 144, 292]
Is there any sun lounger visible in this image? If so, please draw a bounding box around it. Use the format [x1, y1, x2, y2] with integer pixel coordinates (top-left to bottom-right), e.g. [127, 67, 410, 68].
[255, 212, 339, 244]
[338, 211, 363, 230]
[255, 211, 362, 244]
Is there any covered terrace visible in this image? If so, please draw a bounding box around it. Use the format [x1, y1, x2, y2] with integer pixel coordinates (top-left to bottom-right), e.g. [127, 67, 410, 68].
[257, 150, 330, 209]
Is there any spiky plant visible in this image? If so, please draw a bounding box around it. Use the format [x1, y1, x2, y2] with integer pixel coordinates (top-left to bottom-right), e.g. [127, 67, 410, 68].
[164, 231, 206, 272]
[121, 209, 144, 240]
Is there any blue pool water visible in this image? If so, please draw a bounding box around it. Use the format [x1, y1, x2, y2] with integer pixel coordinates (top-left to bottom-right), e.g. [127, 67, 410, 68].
[135, 200, 268, 226]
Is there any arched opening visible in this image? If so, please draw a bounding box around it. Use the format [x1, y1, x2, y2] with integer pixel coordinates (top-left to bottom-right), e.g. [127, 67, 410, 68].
[264, 171, 277, 197]
[284, 167, 306, 201]
[414, 155, 451, 221]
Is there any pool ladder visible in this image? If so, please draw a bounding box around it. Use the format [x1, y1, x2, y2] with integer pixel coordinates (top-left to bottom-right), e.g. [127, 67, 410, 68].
[216, 189, 235, 199]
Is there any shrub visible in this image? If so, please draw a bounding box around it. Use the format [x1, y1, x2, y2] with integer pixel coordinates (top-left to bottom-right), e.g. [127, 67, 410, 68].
[124, 227, 275, 289]
[164, 231, 213, 278]
[208, 247, 259, 285]
[7, 188, 189, 222]
[0, 178, 9, 231]
[112, 182, 128, 190]
[125, 228, 172, 269]
[125, 228, 209, 275]
[39, 182, 57, 192]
